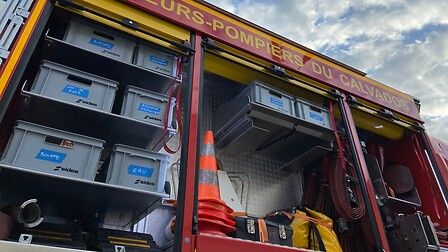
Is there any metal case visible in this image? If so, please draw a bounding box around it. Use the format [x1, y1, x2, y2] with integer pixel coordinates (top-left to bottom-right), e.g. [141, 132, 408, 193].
[30, 61, 118, 112]
[0, 121, 104, 180]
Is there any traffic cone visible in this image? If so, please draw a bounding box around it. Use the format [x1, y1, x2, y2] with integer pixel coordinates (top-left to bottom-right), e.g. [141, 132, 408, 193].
[197, 130, 235, 236]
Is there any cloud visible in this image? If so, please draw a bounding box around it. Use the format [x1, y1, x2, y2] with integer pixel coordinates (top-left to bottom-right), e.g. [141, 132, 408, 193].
[206, 0, 448, 141]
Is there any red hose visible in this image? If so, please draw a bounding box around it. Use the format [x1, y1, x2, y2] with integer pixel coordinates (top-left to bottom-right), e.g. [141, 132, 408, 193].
[325, 154, 366, 220]
[163, 57, 183, 154]
[326, 101, 366, 220]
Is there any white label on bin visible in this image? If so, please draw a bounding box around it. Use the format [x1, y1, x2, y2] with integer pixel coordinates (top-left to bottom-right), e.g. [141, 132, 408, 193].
[138, 103, 161, 115]
[63, 85, 89, 98]
[128, 165, 154, 178]
[309, 111, 324, 122]
[270, 97, 284, 107]
[89, 38, 114, 50]
[35, 149, 66, 163]
[149, 55, 168, 66]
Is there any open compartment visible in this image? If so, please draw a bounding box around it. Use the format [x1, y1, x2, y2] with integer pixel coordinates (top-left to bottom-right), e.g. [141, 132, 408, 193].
[196, 51, 380, 251]
[0, 6, 187, 251]
[351, 106, 444, 251]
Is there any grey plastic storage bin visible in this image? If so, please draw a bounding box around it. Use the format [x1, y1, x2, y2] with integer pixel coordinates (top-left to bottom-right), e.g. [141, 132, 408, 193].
[0, 121, 104, 180]
[30, 61, 118, 112]
[295, 99, 331, 129]
[64, 20, 135, 63]
[106, 144, 169, 193]
[121, 85, 175, 127]
[237, 80, 296, 117]
[134, 44, 177, 77]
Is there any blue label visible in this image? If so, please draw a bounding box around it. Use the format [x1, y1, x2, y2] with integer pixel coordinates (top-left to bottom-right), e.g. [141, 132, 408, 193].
[270, 97, 284, 107]
[35, 149, 66, 164]
[89, 38, 114, 49]
[128, 165, 154, 178]
[309, 111, 324, 122]
[63, 85, 89, 98]
[138, 103, 161, 115]
[149, 55, 168, 66]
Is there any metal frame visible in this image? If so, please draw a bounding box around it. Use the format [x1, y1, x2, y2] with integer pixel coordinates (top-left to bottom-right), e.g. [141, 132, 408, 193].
[174, 33, 202, 252]
[337, 93, 391, 252]
[0, 0, 51, 123]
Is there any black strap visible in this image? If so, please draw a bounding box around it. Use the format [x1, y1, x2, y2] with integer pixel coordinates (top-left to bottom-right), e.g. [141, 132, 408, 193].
[309, 222, 326, 252]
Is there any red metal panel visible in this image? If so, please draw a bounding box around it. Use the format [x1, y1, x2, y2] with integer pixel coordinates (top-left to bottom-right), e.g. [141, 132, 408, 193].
[180, 34, 202, 252]
[339, 95, 392, 252]
[430, 136, 448, 192]
[125, 0, 421, 121]
[195, 233, 312, 252]
[386, 134, 448, 230]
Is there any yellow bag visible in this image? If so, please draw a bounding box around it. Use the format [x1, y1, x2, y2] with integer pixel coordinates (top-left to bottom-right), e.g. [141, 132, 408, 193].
[290, 208, 343, 252]
[291, 210, 310, 248]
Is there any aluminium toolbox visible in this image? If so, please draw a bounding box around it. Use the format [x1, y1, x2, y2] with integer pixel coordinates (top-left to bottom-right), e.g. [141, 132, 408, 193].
[30, 60, 118, 112]
[64, 20, 136, 63]
[88, 228, 160, 252]
[134, 43, 178, 77]
[121, 85, 175, 128]
[0, 121, 104, 180]
[295, 99, 331, 129]
[106, 144, 169, 193]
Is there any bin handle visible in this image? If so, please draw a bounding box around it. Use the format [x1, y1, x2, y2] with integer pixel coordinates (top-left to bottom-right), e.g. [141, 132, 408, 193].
[93, 30, 114, 41]
[67, 74, 92, 86]
[268, 90, 283, 98]
[44, 136, 74, 149]
[309, 105, 322, 113]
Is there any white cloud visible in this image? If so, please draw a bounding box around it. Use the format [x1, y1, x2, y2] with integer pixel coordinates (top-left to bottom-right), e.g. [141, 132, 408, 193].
[206, 0, 448, 141]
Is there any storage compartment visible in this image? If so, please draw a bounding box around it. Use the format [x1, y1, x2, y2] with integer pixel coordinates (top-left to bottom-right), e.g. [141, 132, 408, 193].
[213, 78, 331, 162]
[296, 99, 331, 129]
[0, 121, 104, 180]
[135, 43, 178, 77]
[121, 85, 175, 128]
[106, 144, 169, 193]
[63, 20, 135, 63]
[30, 61, 118, 112]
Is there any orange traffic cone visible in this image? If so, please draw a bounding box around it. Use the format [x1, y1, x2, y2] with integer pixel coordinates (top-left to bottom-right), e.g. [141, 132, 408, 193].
[197, 130, 235, 236]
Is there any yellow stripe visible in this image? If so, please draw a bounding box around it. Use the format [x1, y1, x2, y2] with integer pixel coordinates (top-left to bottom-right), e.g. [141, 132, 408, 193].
[25, 229, 71, 237]
[107, 235, 148, 244]
[185, 0, 412, 98]
[69, 0, 189, 44]
[109, 240, 150, 248]
[0, 0, 48, 99]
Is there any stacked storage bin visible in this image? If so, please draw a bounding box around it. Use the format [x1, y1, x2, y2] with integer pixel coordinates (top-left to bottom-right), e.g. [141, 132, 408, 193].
[1, 19, 176, 194]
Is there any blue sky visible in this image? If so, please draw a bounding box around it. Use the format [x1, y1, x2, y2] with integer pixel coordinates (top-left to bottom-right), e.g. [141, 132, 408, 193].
[206, 0, 448, 141]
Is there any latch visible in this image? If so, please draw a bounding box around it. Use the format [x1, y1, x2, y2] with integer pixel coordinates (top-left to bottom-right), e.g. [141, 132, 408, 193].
[278, 224, 287, 240]
[115, 245, 126, 252]
[247, 218, 256, 234]
[18, 234, 33, 244]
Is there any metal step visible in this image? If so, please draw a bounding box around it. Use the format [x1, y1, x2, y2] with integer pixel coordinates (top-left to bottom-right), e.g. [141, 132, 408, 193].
[0, 240, 94, 252]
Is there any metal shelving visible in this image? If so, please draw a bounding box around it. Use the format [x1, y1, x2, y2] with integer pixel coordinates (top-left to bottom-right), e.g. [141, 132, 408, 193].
[20, 89, 175, 151]
[0, 163, 167, 229]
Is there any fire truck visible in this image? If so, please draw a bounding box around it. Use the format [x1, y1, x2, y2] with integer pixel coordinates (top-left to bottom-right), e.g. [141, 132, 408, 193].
[0, 0, 447, 251]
